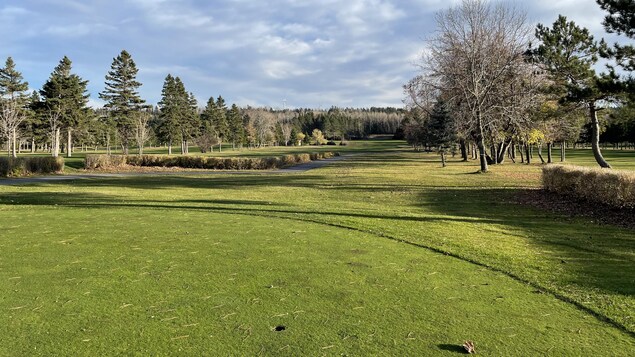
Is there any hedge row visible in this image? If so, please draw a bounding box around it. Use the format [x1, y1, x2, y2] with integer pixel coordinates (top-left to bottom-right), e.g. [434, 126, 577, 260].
[0, 157, 65, 177]
[542, 165, 635, 208]
[85, 152, 339, 170]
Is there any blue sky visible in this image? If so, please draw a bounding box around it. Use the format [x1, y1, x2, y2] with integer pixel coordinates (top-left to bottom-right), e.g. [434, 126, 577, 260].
[0, 0, 624, 109]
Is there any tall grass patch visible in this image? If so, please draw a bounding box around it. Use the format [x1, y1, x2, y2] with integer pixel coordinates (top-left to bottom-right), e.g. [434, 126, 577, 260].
[543, 164, 635, 208]
[0, 157, 64, 177]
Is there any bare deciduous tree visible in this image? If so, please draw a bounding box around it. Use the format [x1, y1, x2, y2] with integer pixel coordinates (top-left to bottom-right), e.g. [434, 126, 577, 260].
[134, 110, 152, 155]
[0, 100, 26, 158]
[421, 0, 533, 172]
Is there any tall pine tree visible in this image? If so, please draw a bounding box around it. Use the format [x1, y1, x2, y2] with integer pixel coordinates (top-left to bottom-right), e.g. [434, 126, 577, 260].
[535, 15, 622, 168]
[40, 56, 90, 157]
[99, 50, 145, 155]
[227, 104, 244, 149]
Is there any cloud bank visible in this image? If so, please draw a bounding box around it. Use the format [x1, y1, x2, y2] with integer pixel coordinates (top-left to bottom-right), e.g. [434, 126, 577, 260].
[0, 0, 623, 109]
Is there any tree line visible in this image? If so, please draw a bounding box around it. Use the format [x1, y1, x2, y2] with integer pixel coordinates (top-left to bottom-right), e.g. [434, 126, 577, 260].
[403, 0, 634, 171]
[0, 51, 403, 158]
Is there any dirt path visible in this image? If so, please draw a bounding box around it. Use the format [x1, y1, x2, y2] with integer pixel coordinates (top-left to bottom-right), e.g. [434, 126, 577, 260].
[0, 155, 352, 186]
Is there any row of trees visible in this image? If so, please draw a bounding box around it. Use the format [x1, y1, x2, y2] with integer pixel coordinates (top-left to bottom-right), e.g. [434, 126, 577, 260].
[403, 0, 634, 171]
[0, 51, 403, 158]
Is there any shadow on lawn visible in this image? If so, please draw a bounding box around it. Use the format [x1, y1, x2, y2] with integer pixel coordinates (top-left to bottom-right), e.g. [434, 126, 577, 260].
[0, 191, 508, 227]
[421, 188, 635, 298]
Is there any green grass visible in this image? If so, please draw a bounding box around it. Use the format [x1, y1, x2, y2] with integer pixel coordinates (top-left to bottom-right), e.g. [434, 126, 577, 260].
[1, 141, 634, 355]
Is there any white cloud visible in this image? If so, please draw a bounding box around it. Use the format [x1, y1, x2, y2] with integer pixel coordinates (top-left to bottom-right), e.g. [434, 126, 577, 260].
[45, 23, 116, 37]
[262, 60, 317, 79]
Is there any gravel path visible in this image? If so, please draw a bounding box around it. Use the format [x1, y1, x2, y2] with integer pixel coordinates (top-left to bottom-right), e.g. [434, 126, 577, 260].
[0, 155, 352, 186]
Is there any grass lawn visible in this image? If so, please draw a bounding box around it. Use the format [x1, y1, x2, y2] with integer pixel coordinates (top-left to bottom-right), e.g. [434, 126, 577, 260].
[0, 141, 634, 355]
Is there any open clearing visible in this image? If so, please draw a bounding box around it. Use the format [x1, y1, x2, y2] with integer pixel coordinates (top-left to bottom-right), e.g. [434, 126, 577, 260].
[1, 141, 634, 355]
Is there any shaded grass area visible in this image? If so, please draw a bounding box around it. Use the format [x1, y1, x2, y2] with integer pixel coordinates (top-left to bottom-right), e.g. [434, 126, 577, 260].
[1, 145, 634, 354]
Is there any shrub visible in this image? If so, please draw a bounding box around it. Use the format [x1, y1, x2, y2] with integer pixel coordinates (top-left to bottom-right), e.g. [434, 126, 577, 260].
[326, 141, 337, 146]
[0, 157, 64, 177]
[85, 155, 126, 169]
[542, 165, 635, 208]
[26, 157, 65, 174]
[84, 152, 340, 171]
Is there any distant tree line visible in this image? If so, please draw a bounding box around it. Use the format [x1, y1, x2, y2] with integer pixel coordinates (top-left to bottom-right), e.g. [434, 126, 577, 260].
[0, 51, 403, 158]
[402, 0, 635, 171]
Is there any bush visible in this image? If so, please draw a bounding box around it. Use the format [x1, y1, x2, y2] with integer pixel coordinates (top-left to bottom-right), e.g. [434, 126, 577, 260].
[84, 152, 340, 171]
[326, 141, 337, 146]
[543, 165, 635, 208]
[85, 155, 126, 169]
[0, 156, 64, 177]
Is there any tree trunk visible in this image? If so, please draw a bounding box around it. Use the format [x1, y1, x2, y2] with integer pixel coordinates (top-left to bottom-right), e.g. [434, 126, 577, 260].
[11, 129, 17, 158]
[31, 138, 35, 153]
[441, 151, 446, 167]
[589, 102, 611, 168]
[497, 140, 512, 164]
[66, 128, 72, 158]
[525, 144, 531, 164]
[476, 116, 488, 172]
[168, 140, 172, 155]
[561, 141, 566, 162]
[53, 127, 61, 157]
[460, 139, 468, 161]
[537, 144, 546, 164]
[547, 142, 553, 164]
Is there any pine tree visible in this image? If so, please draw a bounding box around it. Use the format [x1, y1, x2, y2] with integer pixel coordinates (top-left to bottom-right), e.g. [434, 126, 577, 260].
[535, 15, 622, 168]
[227, 104, 244, 149]
[597, 0, 635, 71]
[427, 100, 457, 167]
[0, 57, 29, 157]
[213, 96, 229, 151]
[99, 50, 145, 155]
[180, 88, 200, 155]
[198, 97, 219, 153]
[156, 74, 181, 155]
[39, 56, 90, 157]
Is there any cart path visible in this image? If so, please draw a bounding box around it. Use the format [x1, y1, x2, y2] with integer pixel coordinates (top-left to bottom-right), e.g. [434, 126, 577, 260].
[0, 155, 353, 186]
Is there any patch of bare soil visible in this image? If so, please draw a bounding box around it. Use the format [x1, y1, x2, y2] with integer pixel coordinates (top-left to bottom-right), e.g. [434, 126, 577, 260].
[515, 188, 635, 230]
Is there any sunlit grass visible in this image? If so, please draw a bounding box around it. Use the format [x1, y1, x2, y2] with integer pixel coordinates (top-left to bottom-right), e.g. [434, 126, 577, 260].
[0, 141, 633, 354]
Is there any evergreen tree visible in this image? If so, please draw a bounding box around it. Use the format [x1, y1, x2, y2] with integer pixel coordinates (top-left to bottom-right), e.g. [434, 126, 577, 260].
[535, 15, 622, 168]
[213, 96, 229, 151]
[156, 75, 181, 155]
[198, 97, 219, 153]
[99, 50, 145, 155]
[227, 104, 244, 149]
[39, 56, 90, 157]
[180, 87, 200, 154]
[597, 0, 635, 71]
[427, 100, 457, 167]
[0, 57, 29, 157]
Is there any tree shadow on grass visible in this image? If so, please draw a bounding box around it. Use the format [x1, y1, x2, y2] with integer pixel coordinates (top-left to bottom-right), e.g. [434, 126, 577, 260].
[0, 191, 508, 227]
[421, 188, 635, 300]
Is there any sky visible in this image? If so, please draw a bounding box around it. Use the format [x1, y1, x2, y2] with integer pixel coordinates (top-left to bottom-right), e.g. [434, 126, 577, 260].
[0, 0, 626, 109]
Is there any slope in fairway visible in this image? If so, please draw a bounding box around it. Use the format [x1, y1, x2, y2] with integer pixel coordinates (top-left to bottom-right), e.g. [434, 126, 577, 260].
[0, 205, 632, 355]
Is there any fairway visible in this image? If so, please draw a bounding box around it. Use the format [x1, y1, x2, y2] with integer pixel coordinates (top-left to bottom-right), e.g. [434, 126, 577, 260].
[1, 142, 634, 355]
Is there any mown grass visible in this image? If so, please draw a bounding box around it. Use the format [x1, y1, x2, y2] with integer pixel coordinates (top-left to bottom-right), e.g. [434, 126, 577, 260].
[0, 142, 634, 355]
